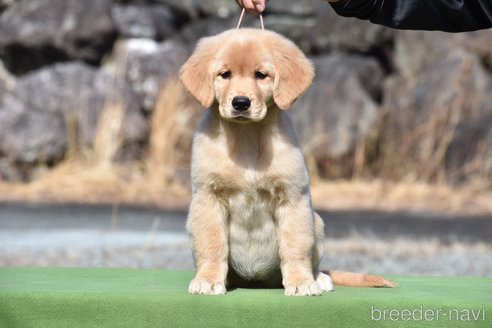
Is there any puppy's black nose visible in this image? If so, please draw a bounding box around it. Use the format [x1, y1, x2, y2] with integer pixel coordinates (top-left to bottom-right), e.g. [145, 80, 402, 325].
[232, 96, 251, 112]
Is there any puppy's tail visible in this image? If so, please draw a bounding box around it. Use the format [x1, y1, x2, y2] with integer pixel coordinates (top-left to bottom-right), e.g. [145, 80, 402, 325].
[324, 270, 396, 288]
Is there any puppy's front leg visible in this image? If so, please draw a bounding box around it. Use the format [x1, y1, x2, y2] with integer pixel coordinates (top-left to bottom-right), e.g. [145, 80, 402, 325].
[187, 191, 228, 295]
[276, 196, 320, 296]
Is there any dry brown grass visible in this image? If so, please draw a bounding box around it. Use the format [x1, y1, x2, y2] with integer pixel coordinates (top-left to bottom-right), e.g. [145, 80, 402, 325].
[146, 80, 196, 192]
[4, 173, 490, 214]
[0, 79, 195, 209]
[1, 79, 492, 214]
[354, 53, 489, 185]
[310, 179, 492, 215]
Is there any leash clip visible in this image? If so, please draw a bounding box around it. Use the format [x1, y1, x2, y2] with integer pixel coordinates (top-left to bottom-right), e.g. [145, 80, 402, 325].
[236, 8, 265, 30]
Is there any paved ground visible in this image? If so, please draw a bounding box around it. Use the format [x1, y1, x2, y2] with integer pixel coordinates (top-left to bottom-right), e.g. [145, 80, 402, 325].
[1, 203, 491, 276]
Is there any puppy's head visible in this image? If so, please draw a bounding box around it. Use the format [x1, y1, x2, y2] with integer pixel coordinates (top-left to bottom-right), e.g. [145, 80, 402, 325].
[180, 29, 314, 123]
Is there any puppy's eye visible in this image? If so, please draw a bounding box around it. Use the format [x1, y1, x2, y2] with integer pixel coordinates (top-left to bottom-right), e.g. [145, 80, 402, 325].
[255, 71, 268, 80]
[219, 71, 231, 79]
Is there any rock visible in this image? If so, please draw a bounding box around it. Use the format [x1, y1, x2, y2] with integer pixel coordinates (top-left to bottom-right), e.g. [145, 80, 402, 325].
[0, 0, 116, 75]
[0, 62, 147, 168]
[290, 54, 384, 177]
[0, 0, 489, 186]
[180, 17, 239, 45]
[111, 4, 176, 40]
[307, 2, 394, 54]
[260, 0, 319, 53]
[0, 0, 15, 11]
[198, 0, 239, 18]
[107, 38, 188, 111]
[383, 46, 492, 182]
[264, 15, 317, 53]
[266, 0, 317, 16]
[394, 30, 492, 79]
[459, 30, 492, 71]
[393, 31, 458, 79]
[155, 0, 238, 19]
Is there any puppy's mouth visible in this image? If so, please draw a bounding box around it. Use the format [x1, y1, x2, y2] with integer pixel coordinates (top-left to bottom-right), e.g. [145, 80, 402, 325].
[220, 107, 262, 123]
[233, 115, 250, 121]
[229, 114, 254, 123]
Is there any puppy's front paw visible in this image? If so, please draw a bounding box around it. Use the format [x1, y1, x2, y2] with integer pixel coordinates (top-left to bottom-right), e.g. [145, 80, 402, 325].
[188, 279, 226, 295]
[284, 280, 321, 296]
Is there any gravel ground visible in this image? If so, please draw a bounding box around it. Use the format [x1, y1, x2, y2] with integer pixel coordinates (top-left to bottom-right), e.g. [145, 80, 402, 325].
[1, 229, 491, 277]
[1, 203, 491, 277]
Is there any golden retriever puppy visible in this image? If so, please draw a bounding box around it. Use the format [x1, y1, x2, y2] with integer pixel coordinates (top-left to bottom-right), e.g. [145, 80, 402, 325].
[180, 28, 394, 296]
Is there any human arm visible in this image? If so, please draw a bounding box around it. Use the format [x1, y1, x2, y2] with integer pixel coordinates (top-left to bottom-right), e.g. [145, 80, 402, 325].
[328, 0, 492, 32]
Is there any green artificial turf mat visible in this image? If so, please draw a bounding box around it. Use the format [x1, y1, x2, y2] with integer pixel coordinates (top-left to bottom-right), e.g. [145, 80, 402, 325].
[0, 268, 490, 327]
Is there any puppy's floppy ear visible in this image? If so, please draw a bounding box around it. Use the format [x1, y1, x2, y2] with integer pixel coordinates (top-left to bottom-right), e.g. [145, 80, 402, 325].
[271, 37, 314, 110]
[179, 36, 218, 108]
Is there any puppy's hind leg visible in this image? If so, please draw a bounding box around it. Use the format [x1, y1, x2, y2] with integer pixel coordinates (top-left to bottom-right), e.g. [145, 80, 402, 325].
[313, 212, 334, 293]
[315, 272, 334, 293]
[312, 212, 395, 289]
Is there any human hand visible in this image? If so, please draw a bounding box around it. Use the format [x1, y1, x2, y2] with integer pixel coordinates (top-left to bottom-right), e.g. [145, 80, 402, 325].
[235, 0, 268, 15]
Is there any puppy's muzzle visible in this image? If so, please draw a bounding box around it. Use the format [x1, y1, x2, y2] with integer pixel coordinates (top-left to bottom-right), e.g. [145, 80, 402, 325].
[232, 96, 251, 112]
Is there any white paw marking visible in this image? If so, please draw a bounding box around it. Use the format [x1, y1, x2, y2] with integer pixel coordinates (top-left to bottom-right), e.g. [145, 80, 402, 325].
[188, 279, 226, 295]
[315, 272, 335, 293]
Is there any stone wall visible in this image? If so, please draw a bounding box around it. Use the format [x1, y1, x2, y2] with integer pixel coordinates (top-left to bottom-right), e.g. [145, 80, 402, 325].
[0, 0, 491, 183]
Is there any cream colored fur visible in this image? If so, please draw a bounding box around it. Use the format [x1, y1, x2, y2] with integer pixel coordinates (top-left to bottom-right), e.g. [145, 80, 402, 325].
[180, 29, 394, 296]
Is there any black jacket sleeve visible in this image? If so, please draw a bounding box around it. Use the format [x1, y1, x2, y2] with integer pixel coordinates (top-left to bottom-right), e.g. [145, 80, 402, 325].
[330, 0, 492, 32]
